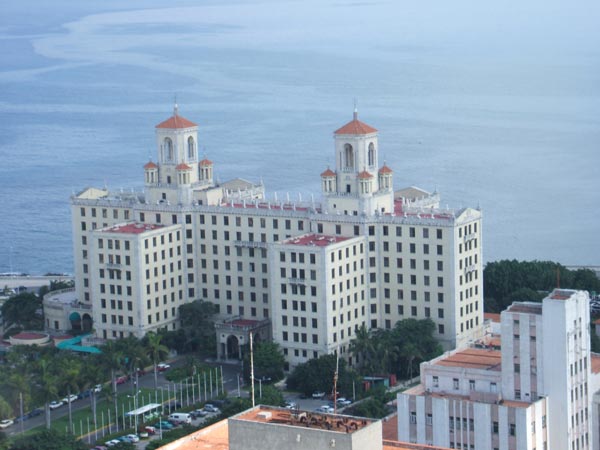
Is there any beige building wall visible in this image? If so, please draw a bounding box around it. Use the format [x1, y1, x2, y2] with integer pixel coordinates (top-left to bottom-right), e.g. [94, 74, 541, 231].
[69, 109, 483, 356]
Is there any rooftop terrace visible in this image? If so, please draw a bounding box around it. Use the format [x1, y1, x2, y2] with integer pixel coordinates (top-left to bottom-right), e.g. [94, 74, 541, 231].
[283, 234, 352, 247]
[433, 348, 502, 371]
[235, 406, 373, 433]
[102, 223, 164, 234]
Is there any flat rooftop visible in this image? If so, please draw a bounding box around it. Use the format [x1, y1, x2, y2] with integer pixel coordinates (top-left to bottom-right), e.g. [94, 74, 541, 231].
[548, 289, 577, 300]
[433, 348, 502, 371]
[283, 234, 351, 247]
[506, 302, 543, 315]
[234, 405, 373, 433]
[102, 223, 164, 234]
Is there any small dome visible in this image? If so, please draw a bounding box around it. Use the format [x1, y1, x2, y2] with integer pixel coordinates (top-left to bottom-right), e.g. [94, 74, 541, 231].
[175, 163, 192, 171]
[358, 170, 373, 179]
[144, 161, 158, 170]
[379, 164, 393, 174]
[199, 158, 213, 167]
[320, 168, 336, 177]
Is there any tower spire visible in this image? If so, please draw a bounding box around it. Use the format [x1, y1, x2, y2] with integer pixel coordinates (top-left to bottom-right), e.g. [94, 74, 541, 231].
[353, 98, 358, 120]
[173, 95, 178, 116]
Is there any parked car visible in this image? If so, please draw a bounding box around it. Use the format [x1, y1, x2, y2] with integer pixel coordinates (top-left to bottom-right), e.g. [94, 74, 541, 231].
[93, 384, 103, 393]
[284, 401, 297, 409]
[49, 400, 63, 410]
[315, 405, 334, 414]
[28, 408, 43, 418]
[123, 434, 140, 443]
[190, 409, 208, 419]
[62, 394, 78, 404]
[312, 391, 325, 399]
[105, 439, 121, 447]
[336, 397, 352, 406]
[116, 375, 129, 385]
[157, 363, 171, 372]
[154, 420, 174, 430]
[0, 419, 14, 429]
[144, 425, 157, 435]
[203, 404, 220, 413]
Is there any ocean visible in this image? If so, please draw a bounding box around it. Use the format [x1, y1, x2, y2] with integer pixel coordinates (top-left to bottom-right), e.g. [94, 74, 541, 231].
[0, 0, 599, 275]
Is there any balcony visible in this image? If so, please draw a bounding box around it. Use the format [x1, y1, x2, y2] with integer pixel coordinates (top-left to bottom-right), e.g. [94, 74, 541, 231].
[288, 278, 306, 285]
[234, 240, 267, 249]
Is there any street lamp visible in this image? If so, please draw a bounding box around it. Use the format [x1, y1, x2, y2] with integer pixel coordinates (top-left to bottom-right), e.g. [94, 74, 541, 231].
[127, 390, 141, 432]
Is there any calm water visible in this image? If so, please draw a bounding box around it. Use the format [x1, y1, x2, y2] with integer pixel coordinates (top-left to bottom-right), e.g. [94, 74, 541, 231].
[0, 0, 599, 274]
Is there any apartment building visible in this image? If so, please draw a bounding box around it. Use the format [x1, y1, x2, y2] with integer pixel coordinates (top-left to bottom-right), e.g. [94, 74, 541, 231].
[398, 288, 600, 450]
[70, 105, 483, 365]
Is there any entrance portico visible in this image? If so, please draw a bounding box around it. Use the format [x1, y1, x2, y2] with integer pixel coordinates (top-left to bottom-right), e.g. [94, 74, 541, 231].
[215, 317, 271, 361]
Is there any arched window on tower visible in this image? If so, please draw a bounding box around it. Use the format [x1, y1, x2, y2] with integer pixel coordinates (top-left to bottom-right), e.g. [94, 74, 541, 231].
[344, 144, 354, 170]
[164, 138, 174, 161]
[368, 143, 375, 167]
[188, 136, 195, 159]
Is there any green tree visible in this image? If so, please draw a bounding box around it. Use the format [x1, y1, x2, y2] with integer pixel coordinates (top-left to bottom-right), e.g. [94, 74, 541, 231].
[349, 324, 376, 375]
[144, 332, 170, 389]
[38, 280, 75, 299]
[287, 353, 358, 398]
[178, 300, 217, 354]
[1, 293, 42, 330]
[10, 429, 87, 450]
[99, 340, 125, 427]
[242, 342, 285, 383]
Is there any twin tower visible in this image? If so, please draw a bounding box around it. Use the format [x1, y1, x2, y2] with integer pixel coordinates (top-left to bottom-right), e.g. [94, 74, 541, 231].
[144, 105, 395, 216]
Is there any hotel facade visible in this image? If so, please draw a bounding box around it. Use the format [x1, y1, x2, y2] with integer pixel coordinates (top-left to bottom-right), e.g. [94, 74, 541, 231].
[70, 106, 483, 368]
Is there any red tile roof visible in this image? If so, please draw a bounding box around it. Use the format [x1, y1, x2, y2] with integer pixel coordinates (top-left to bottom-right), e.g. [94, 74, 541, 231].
[358, 170, 373, 179]
[156, 114, 197, 129]
[321, 168, 336, 177]
[334, 118, 378, 135]
[144, 161, 158, 169]
[176, 163, 192, 170]
[379, 164, 393, 174]
[199, 158, 213, 166]
[484, 313, 501, 323]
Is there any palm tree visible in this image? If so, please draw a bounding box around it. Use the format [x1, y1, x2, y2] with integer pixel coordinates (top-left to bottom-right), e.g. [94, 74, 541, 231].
[145, 332, 169, 390]
[34, 357, 60, 429]
[349, 324, 375, 375]
[99, 341, 125, 428]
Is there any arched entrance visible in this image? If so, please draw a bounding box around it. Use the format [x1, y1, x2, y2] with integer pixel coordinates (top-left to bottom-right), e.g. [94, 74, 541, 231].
[82, 313, 93, 332]
[69, 312, 82, 331]
[226, 335, 240, 359]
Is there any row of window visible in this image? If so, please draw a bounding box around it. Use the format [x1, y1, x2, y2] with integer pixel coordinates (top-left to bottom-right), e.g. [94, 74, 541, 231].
[80, 207, 130, 220]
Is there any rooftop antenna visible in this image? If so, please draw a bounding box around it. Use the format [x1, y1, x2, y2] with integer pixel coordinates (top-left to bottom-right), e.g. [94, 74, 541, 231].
[333, 347, 339, 414]
[250, 332, 255, 408]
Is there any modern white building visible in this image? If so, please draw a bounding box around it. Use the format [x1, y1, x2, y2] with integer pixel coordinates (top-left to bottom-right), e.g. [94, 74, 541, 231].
[70, 105, 483, 366]
[398, 288, 600, 450]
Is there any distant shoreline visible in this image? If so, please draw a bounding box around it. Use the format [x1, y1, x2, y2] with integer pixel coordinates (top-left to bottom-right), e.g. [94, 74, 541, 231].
[0, 275, 74, 290]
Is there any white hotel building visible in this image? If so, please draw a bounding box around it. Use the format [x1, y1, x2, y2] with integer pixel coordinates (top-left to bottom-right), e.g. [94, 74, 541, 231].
[70, 106, 483, 368]
[398, 288, 600, 450]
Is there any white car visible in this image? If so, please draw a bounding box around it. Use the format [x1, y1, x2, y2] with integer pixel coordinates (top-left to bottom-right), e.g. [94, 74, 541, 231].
[49, 400, 63, 410]
[157, 363, 171, 371]
[315, 405, 334, 414]
[0, 419, 14, 429]
[93, 384, 102, 393]
[336, 397, 352, 406]
[62, 394, 78, 403]
[125, 434, 140, 443]
[105, 439, 121, 447]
